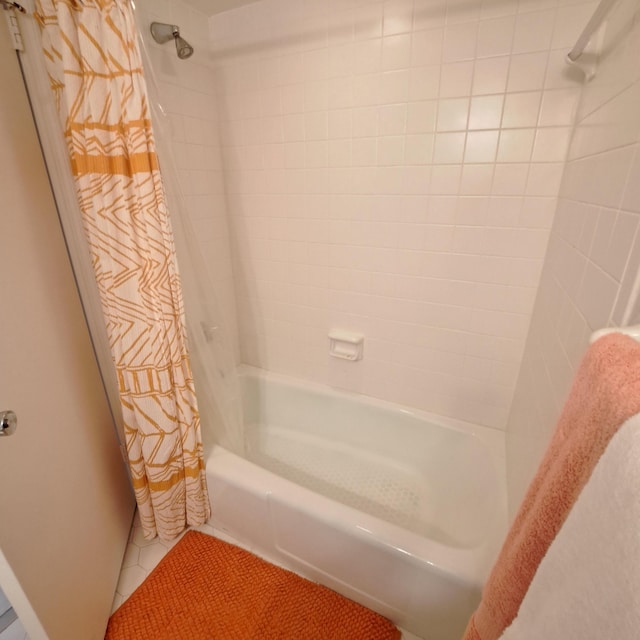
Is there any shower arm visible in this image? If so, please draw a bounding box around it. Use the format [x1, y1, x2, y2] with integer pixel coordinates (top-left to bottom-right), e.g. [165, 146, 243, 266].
[150, 22, 181, 45]
[567, 0, 619, 61]
[150, 21, 194, 60]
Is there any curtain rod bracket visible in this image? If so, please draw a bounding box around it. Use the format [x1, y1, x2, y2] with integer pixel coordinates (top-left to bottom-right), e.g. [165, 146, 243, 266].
[568, 0, 618, 61]
[0, 1, 26, 13]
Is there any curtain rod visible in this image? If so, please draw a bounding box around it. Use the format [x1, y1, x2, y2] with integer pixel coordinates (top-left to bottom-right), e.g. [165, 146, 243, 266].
[568, 0, 620, 61]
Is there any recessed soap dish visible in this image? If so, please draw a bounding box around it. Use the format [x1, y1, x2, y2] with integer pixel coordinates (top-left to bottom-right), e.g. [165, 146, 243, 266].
[329, 330, 364, 361]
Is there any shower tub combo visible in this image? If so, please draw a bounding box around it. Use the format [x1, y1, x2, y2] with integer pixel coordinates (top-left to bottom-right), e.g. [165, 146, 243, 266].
[206, 367, 506, 640]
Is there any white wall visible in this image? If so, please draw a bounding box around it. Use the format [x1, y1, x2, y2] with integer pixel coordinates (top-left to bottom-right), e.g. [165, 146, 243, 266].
[135, 0, 240, 360]
[133, 0, 640, 515]
[209, 0, 595, 429]
[506, 0, 640, 514]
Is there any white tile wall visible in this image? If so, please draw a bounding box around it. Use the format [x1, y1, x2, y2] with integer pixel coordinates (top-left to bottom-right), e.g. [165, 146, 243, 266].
[506, 0, 640, 515]
[134, 0, 240, 360]
[208, 0, 594, 429]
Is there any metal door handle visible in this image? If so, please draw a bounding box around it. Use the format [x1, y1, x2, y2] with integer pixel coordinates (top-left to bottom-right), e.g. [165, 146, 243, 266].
[0, 410, 17, 436]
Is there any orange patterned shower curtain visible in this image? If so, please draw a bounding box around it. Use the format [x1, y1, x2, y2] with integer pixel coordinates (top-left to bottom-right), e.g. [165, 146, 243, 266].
[35, 0, 210, 539]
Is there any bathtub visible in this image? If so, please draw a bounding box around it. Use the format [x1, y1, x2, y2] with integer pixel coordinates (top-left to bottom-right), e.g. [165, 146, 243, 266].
[206, 366, 507, 640]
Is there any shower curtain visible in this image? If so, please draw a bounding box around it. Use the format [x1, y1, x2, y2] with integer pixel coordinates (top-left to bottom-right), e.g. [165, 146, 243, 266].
[34, 0, 210, 540]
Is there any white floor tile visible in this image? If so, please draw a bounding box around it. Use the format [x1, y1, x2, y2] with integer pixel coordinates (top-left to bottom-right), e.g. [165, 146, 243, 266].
[138, 540, 170, 572]
[115, 565, 148, 599]
[120, 541, 140, 569]
[0, 617, 29, 640]
[110, 593, 125, 615]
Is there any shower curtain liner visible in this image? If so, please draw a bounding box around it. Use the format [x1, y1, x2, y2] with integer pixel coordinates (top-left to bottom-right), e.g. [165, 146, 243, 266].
[134, 6, 245, 460]
[34, 0, 210, 540]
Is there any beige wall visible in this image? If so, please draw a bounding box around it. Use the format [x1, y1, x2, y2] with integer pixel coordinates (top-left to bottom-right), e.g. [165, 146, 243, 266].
[0, 19, 134, 639]
[506, 0, 640, 515]
[208, 0, 595, 429]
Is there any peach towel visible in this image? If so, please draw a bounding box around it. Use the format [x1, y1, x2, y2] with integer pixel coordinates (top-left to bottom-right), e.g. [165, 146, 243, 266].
[463, 333, 640, 640]
[499, 413, 640, 639]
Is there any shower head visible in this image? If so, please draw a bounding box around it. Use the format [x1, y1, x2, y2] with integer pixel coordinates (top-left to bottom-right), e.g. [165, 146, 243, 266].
[150, 22, 194, 60]
[175, 35, 194, 60]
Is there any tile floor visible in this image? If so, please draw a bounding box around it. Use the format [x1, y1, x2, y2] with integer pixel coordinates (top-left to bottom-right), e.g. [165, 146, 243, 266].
[113, 511, 425, 640]
[0, 511, 424, 640]
[111, 511, 224, 612]
[0, 617, 28, 640]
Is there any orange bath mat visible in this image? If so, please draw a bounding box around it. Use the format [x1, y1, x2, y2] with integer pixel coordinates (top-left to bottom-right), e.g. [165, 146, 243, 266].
[105, 530, 400, 640]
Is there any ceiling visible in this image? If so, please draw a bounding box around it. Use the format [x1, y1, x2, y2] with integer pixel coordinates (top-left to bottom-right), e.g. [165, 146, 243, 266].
[183, 0, 261, 16]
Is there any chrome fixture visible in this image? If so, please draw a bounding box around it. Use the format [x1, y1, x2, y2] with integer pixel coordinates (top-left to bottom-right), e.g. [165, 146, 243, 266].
[150, 22, 194, 60]
[0, 410, 17, 437]
[567, 0, 618, 61]
[0, 1, 26, 12]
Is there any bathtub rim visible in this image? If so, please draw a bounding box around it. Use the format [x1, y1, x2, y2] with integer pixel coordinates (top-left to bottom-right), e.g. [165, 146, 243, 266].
[206, 365, 508, 587]
[237, 364, 508, 462]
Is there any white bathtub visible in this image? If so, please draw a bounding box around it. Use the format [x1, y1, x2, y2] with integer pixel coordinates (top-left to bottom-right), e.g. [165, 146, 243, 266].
[206, 367, 506, 640]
